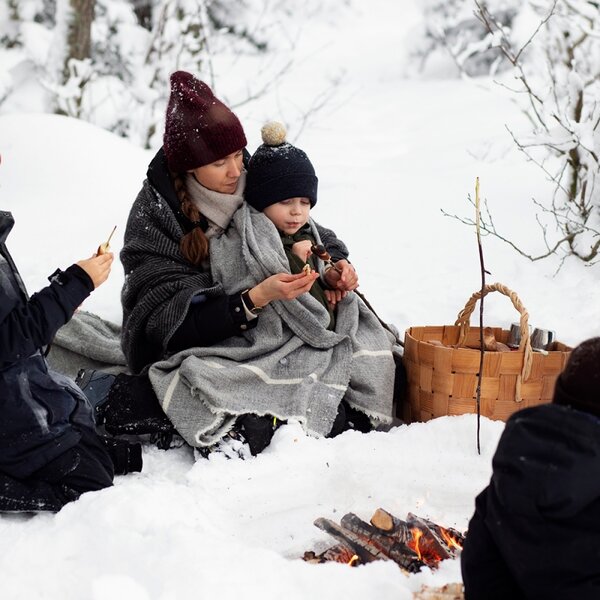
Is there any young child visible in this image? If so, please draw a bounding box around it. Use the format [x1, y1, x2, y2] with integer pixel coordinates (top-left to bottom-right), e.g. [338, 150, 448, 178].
[243, 122, 356, 330]
[0, 206, 141, 512]
[241, 122, 377, 436]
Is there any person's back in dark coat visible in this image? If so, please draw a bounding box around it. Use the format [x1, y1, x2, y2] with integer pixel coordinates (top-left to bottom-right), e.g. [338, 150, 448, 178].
[461, 337, 600, 599]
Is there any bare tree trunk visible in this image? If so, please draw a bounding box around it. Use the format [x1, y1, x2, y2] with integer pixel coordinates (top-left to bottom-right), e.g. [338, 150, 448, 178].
[129, 0, 153, 30]
[63, 0, 94, 78]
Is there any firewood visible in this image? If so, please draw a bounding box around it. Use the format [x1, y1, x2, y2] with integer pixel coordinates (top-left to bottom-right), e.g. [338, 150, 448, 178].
[370, 508, 395, 532]
[338, 513, 424, 573]
[413, 583, 464, 600]
[307, 511, 466, 573]
[408, 513, 465, 550]
[313, 517, 384, 564]
[302, 550, 323, 564]
[323, 545, 360, 565]
[406, 514, 452, 561]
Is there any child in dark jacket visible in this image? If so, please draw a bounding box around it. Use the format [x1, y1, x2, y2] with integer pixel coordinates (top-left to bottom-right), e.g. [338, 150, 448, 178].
[243, 121, 358, 325]
[242, 122, 371, 438]
[0, 209, 141, 512]
[461, 337, 600, 599]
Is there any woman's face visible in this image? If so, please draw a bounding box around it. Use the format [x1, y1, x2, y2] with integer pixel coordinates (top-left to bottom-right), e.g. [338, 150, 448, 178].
[263, 197, 311, 235]
[190, 149, 244, 194]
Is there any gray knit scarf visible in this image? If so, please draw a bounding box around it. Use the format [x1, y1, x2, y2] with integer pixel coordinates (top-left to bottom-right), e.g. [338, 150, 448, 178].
[149, 204, 396, 447]
[185, 171, 245, 240]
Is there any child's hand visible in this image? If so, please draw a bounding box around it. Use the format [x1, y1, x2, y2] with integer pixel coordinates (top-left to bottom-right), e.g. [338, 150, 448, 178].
[324, 259, 359, 292]
[291, 240, 313, 262]
[324, 289, 347, 308]
[77, 253, 114, 289]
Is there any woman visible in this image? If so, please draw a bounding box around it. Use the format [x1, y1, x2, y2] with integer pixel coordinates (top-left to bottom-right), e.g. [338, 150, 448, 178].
[113, 72, 359, 452]
[146, 121, 397, 452]
[121, 71, 356, 375]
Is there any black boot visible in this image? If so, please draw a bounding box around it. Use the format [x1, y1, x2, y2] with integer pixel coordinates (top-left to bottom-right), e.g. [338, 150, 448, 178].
[327, 400, 373, 438]
[0, 472, 77, 513]
[327, 401, 347, 438]
[99, 437, 143, 475]
[101, 373, 175, 437]
[236, 414, 277, 456]
[75, 368, 116, 425]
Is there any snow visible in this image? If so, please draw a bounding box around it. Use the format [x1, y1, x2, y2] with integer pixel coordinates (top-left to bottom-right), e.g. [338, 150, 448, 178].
[1, 0, 599, 598]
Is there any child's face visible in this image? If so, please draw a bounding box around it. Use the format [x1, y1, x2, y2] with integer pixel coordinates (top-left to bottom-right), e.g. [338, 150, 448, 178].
[263, 197, 311, 235]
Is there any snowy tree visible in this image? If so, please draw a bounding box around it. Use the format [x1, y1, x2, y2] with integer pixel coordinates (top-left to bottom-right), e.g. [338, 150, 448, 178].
[477, 0, 600, 263]
[410, 0, 522, 76]
[440, 0, 600, 265]
[0, 0, 350, 147]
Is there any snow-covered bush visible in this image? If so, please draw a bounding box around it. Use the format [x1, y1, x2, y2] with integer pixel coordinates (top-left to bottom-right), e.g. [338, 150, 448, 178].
[440, 0, 600, 264]
[410, 0, 523, 76]
[0, 0, 349, 148]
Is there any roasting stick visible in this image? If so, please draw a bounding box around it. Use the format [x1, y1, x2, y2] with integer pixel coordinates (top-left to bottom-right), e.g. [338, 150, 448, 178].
[310, 244, 402, 345]
[97, 225, 117, 255]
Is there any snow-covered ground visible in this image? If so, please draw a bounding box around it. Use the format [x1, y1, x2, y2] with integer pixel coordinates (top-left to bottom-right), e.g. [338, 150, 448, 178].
[1, 1, 599, 598]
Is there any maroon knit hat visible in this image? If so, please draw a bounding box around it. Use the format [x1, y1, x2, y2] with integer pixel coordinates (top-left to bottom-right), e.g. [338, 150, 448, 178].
[163, 71, 247, 172]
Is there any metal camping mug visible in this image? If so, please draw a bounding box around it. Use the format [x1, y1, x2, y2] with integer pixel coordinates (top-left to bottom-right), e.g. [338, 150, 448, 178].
[507, 322, 531, 349]
[530, 328, 556, 351]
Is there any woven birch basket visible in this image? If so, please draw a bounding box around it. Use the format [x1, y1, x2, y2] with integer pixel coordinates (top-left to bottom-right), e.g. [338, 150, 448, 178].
[403, 283, 572, 423]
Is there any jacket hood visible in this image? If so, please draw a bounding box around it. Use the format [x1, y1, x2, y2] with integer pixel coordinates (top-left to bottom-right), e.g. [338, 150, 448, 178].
[146, 148, 188, 231]
[0, 211, 15, 245]
[491, 403, 600, 519]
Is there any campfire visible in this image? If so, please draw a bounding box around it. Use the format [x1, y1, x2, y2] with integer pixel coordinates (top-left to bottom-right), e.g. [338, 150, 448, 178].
[303, 508, 465, 572]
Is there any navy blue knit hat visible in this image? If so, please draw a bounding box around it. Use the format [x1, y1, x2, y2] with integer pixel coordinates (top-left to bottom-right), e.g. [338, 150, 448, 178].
[163, 71, 247, 172]
[245, 122, 318, 211]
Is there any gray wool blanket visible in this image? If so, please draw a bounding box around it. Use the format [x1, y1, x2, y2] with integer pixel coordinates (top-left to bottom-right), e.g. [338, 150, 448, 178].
[149, 204, 396, 447]
[47, 310, 128, 379]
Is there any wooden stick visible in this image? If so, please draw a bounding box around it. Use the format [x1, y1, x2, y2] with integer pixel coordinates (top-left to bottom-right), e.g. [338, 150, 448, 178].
[105, 225, 117, 245]
[475, 178, 485, 456]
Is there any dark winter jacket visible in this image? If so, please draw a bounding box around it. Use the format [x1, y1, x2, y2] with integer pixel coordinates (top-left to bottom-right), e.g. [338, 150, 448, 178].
[120, 148, 349, 373]
[0, 211, 97, 479]
[461, 403, 600, 600]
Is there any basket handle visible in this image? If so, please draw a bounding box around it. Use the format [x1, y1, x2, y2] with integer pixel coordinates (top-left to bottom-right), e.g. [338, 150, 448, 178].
[454, 283, 533, 391]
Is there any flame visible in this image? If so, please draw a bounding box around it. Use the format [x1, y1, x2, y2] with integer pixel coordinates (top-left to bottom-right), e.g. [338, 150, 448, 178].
[409, 527, 423, 560]
[439, 527, 463, 551]
[347, 554, 359, 567]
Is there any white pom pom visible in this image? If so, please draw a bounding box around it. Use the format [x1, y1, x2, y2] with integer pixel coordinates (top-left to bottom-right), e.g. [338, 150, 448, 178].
[261, 121, 287, 146]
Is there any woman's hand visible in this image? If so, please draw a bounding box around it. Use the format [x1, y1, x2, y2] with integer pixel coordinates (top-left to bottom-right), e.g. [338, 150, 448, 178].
[324, 288, 347, 308]
[323, 259, 358, 292]
[77, 253, 114, 289]
[249, 271, 319, 307]
[290, 240, 313, 262]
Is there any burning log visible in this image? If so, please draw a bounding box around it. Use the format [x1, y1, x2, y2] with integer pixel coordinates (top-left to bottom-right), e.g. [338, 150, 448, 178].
[305, 509, 465, 573]
[406, 514, 452, 563]
[407, 513, 465, 557]
[304, 545, 362, 566]
[339, 513, 424, 572]
[313, 518, 386, 565]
